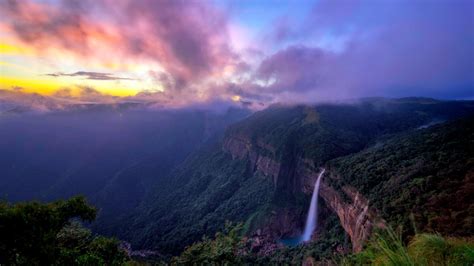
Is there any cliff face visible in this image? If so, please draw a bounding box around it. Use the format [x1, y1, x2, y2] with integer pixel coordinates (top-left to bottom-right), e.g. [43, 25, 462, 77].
[319, 182, 385, 252]
[223, 135, 317, 193]
[299, 166, 385, 252]
[114, 101, 473, 256]
[223, 135, 281, 185]
[223, 134, 384, 252]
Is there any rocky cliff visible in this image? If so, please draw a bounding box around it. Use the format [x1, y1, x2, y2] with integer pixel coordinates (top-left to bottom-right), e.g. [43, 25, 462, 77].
[220, 101, 474, 253]
[223, 134, 384, 252]
[118, 100, 474, 257]
[223, 135, 282, 185]
[319, 182, 385, 252]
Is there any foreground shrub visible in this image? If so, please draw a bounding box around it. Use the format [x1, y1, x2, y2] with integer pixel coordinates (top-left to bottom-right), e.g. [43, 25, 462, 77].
[341, 228, 474, 266]
[172, 222, 245, 265]
[0, 196, 130, 265]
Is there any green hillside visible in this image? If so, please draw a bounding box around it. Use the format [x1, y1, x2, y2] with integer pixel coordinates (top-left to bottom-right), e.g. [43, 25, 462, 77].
[329, 115, 474, 238]
[1, 99, 473, 264]
[118, 99, 474, 257]
[169, 114, 474, 265]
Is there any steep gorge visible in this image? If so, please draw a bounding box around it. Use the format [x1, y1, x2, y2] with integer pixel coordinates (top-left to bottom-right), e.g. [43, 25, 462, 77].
[223, 134, 383, 252]
[222, 114, 474, 253]
[318, 181, 385, 252]
[121, 99, 474, 255]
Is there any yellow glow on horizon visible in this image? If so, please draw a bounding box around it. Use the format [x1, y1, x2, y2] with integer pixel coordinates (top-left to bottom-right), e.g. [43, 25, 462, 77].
[0, 36, 167, 99]
[0, 76, 62, 94]
[0, 42, 34, 56]
[0, 76, 140, 97]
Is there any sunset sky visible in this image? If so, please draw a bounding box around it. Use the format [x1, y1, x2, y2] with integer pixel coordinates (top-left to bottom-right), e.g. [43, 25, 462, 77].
[1, 0, 473, 107]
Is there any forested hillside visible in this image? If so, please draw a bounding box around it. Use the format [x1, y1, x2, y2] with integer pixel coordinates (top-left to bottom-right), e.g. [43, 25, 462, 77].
[0, 106, 249, 236]
[169, 112, 474, 265]
[1, 98, 473, 263]
[116, 98, 474, 257]
[328, 115, 474, 238]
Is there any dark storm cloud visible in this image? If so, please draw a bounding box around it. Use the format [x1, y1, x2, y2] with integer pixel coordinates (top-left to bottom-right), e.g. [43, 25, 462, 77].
[46, 71, 134, 81]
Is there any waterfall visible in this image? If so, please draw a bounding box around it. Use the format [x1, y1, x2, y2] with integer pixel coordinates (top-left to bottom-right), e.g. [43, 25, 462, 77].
[302, 168, 325, 242]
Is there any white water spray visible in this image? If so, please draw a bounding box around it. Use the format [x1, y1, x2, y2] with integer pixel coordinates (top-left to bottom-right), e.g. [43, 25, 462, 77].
[302, 168, 325, 242]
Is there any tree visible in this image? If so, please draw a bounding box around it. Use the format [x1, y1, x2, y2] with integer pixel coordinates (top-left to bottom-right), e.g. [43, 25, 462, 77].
[172, 222, 246, 265]
[0, 196, 129, 265]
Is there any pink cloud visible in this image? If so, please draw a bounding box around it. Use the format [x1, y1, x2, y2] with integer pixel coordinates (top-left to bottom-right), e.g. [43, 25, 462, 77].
[1, 0, 472, 108]
[1, 0, 243, 95]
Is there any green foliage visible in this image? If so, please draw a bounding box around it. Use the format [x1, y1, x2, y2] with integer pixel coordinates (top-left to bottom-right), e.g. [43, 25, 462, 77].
[83, 237, 128, 265]
[266, 211, 349, 265]
[120, 100, 474, 257]
[0, 196, 96, 264]
[408, 234, 474, 266]
[125, 149, 275, 255]
[341, 229, 474, 266]
[226, 99, 473, 163]
[137, 105, 473, 262]
[171, 209, 350, 265]
[344, 228, 414, 266]
[329, 116, 474, 237]
[0, 196, 130, 265]
[171, 222, 245, 265]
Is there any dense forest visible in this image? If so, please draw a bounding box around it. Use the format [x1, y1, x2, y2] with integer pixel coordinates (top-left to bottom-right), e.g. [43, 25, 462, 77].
[1, 98, 473, 264]
[172, 223, 473, 265]
[170, 114, 474, 265]
[328, 116, 474, 238]
[114, 99, 474, 256]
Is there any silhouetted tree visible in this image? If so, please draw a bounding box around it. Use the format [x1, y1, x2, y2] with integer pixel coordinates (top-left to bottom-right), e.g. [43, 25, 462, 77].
[0, 196, 128, 265]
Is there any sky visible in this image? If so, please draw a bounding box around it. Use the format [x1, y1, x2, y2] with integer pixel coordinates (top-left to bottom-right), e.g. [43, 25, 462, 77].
[0, 0, 473, 108]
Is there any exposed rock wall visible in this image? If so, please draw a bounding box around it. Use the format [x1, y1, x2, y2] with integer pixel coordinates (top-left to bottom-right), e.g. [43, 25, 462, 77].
[223, 135, 281, 184]
[300, 167, 385, 252]
[319, 183, 385, 252]
[223, 135, 310, 193]
[223, 134, 384, 252]
[263, 208, 305, 239]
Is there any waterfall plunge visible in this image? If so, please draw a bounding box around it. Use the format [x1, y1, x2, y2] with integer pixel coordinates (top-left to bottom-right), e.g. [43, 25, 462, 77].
[302, 168, 325, 242]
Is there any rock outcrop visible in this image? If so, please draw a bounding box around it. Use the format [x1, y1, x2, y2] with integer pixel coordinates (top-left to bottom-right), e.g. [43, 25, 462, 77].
[319, 182, 385, 252]
[262, 208, 305, 239]
[300, 168, 385, 252]
[223, 135, 313, 194]
[223, 135, 281, 184]
[223, 134, 384, 252]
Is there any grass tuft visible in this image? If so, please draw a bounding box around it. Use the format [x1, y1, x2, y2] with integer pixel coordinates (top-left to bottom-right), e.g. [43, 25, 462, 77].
[340, 228, 474, 266]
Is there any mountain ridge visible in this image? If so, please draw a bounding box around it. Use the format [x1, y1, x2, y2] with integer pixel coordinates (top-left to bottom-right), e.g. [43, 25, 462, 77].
[115, 98, 474, 256]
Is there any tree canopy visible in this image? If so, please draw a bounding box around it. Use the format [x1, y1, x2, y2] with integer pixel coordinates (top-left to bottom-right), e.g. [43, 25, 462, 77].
[0, 196, 129, 265]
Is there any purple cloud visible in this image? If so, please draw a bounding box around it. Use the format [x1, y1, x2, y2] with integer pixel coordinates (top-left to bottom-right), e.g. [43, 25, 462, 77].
[253, 0, 474, 102]
[1, 0, 242, 93]
[1, 0, 472, 107]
